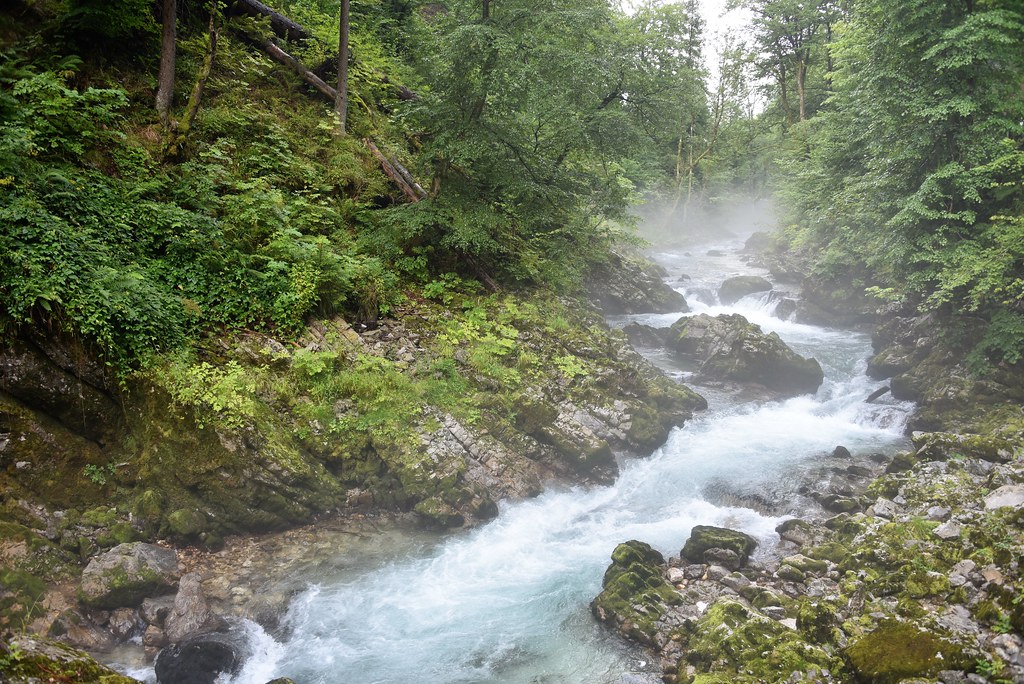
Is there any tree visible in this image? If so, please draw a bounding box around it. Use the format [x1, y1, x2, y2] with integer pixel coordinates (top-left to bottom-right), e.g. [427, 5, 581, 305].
[335, 0, 349, 135]
[742, 0, 840, 124]
[781, 0, 1024, 362]
[156, 0, 177, 124]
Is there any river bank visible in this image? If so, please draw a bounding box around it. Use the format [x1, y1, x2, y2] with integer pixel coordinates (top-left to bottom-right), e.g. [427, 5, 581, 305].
[593, 234, 1024, 684]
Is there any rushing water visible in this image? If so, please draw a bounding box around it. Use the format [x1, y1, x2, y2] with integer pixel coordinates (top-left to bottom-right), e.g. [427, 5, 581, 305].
[119, 236, 914, 684]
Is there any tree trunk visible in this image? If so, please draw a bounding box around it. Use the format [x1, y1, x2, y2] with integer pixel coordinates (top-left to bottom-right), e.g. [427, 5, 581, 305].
[231, 0, 309, 42]
[482, 0, 490, 20]
[797, 57, 807, 121]
[164, 8, 219, 159]
[155, 0, 177, 125]
[366, 139, 422, 203]
[777, 61, 793, 127]
[335, 0, 349, 135]
[258, 39, 338, 101]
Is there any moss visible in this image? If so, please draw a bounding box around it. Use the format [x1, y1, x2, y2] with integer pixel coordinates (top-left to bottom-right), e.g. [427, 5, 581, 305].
[166, 508, 208, 539]
[96, 522, 143, 548]
[681, 525, 758, 565]
[681, 598, 839, 680]
[81, 507, 118, 528]
[904, 569, 950, 599]
[0, 568, 48, 629]
[1, 636, 140, 683]
[593, 541, 679, 643]
[844, 621, 967, 683]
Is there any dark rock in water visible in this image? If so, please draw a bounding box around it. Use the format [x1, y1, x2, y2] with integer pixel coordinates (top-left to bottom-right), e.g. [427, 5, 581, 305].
[718, 275, 773, 305]
[865, 386, 890, 402]
[79, 542, 180, 609]
[586, 251, 688, 315]
[591, 541, 677, 646]
[621, 322, 670, 349]
[706, 249, 725, 256]
[742, 231, 775, 254]
[669, 313, 824, 397]
[681, 525, 757, 567]
[687, 286, 717, 307]
[831, 445, 851, 459]
[155, 629, 248, 684]
[773, 297, 798, 320]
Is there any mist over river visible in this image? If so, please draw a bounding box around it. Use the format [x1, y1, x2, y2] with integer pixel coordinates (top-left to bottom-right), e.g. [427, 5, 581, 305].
[120, 235, 913, 684]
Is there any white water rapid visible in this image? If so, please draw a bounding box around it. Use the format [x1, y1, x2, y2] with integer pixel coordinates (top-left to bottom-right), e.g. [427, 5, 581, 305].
[122, 237, 915, 684]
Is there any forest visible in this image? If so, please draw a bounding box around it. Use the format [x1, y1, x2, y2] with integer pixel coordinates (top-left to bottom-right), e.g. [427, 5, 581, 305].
[1, 0, 1021, 372]
[1, 0, 1023, 682]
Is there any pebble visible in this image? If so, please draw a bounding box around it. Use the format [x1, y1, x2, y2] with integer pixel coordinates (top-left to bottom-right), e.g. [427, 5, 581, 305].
[933, 520, 961, 540]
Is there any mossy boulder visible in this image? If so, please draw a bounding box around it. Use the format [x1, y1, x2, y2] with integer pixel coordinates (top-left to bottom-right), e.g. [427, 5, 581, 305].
[1, 635, 139, 683]
[844, 621, 968, 683]
[681, 525, 758, 566]
[669, 314, 823, 397]
[911, 431, 1018, 464]
[78, 542, 180, 609]
[680, 598, 838, 680]
[592, 540, 679, 644]
[717, 275, 773, 305]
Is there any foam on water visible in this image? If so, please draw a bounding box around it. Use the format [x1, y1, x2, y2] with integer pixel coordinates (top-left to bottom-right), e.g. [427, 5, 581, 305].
[121, 239, 914, 684]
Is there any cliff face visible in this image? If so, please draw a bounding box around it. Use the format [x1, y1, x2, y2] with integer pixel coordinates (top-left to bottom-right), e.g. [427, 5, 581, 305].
[0, 287, 706, 637]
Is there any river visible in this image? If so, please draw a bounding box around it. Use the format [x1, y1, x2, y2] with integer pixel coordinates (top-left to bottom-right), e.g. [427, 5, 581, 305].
[123, 235, 914, 684]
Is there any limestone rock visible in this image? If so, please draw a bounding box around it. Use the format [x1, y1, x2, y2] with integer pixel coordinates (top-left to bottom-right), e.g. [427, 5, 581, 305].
[0, 635, 138, 683]
[79, 543, 180, 609]
[984, 484, 1024, 511]
[844, 621, 967, 683]
[669, 314, 823, 397]
[586, 252, 689, 315]
[164, 572, 227, 643]
[681, 525, 758, 567]
[718, 275, 773, 305]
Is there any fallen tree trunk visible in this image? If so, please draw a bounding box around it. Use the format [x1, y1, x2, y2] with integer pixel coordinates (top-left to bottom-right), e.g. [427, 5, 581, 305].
[390, 155, 428, 199]
[256, 38, 338, 102]
[366, 139, 422, 203]
[230, 0, 309, 42]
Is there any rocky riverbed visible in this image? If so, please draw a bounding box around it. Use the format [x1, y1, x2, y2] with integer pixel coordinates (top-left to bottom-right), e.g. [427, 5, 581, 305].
[590, 234, 1024, 684]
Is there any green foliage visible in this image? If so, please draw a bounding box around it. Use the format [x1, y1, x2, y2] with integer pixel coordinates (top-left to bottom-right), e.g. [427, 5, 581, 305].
[779, 0, 1024, 366]
[155, 356, 262, 429]
[82, 464, 117, 486]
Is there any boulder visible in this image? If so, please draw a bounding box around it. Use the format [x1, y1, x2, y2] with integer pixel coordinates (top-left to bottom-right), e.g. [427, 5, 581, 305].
[718, 275, 773, 305]
[79, 543, 180, 609]
[669, 314, 824, 396]
[586, 252, 689, 315]
[164, 572, 227, 643]
[844, 621, 967, 683]
[591, 540, 679, 646]
[155, 629, 249, 684]
[0, 635, 138, 683]
[681, 525, 758, 567]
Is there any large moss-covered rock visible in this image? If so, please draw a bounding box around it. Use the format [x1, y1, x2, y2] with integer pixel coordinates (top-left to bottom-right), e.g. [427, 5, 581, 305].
[586, 251, 689, 314]
[592, 540, 679, 644]
[0, 635, 140, 683]
[717, 276, 773, 305]
[680, 598, 839, 680]
[669, 314, 823, 397]
[681, 525, 758, 566]
[844, 621, 967, 683]
[78, 542, 180, 609]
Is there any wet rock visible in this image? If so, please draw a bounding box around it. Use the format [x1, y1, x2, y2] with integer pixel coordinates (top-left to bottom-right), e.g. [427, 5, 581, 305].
[831, 445, 851, 459]
[591, 541, 679, 646]
[165, 572, 227, 643]
[79, 542, 180, 609]
[586, 252, 689, 315]
[718, 275, 773, 305]
[1, 635, 137, 683]
[621, 323, 670, 349]
[776, 518, 821, 547]
[820, 494, 860, 513]
[703, 547, 742, 571]
[669, 314, 823, 397]
[141, 596, 175, 627]
[913, 432, 1016, 464]
[108, 607, 142, 641]
[155, 629, 249, 684]
[681, 525, 757, 567]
